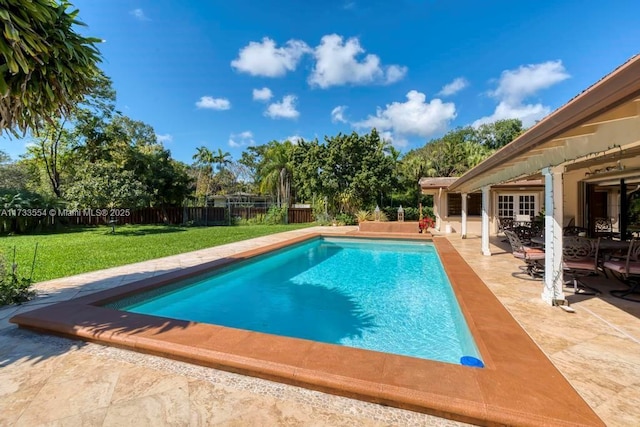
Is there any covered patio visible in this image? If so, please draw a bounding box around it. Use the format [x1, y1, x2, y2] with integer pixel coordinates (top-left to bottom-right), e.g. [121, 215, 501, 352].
[448, 55, 640, 305]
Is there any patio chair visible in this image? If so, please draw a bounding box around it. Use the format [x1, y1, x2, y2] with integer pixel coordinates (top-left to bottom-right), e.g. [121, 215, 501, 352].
[594, 217, 613, 239]
[497, 217, 514, 242]
[603, 238, 640, 301]
[497, 217, 514, 233]
[563, 226, 588, 236]
[563, 236, 601, 295]
[512, 225, 533, 245]
[504, 230, 545, 278]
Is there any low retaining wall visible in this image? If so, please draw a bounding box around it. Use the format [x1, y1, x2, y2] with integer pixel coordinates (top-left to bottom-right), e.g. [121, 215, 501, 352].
[358, 221, 420, 234]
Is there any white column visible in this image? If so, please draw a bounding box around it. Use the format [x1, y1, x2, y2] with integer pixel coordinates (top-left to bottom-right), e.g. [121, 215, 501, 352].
[461, 192, 468, 239]
[435, 188, 442, 231]
[481, 186, 491, 256]
[542, 166, 565, 305]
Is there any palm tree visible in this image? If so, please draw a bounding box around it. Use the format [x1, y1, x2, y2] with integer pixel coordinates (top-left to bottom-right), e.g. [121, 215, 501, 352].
[258, 141, 293, 207]
[212, 148, 231, 172]
[192, 146, 214, 197]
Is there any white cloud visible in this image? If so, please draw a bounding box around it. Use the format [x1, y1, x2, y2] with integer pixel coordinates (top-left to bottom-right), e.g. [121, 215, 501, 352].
[473, 60, 570, 127]
[353, 90, 456, 137]
[331, 105, 348, 123]
[156, 134, 173, 143]
[379, 131, 408, 148]
[385, 65, 408, 84]
[490, 60, 570, 103]
[231, 37, 311, 77]
[285, 135, 304, 144]
[228, 131, 255, 148]
[130, 8, 149, 21]
[308, 34, 407, 88]
[265, 95, 299, 119]
[252, 87, 273, 102]
[473, 102, 550, 128]
[196, 96, 231, 110]
[437, 77, 469, 96]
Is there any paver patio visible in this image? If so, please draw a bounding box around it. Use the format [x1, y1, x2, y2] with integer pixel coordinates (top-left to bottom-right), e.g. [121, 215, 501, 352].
[2, 226, 639, 425]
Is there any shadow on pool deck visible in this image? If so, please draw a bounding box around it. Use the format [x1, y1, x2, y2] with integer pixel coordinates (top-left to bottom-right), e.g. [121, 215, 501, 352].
[10, 233, 605, 426]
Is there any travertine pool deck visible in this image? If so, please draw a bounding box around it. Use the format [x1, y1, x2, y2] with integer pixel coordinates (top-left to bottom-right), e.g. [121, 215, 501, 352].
[2, 226, 639, 425]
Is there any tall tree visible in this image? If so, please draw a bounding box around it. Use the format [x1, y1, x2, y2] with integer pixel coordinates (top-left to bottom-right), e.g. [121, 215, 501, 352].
[0, 0, 102, 135]
[192, 146, 214, 197]
[291, 130, 397, 213]
[258, 141, 294, 207]
[474, 119, 525, 150]
[28, 72, 116, 198]
[0, 151, 29, 191]
[212, 148, 231, 172]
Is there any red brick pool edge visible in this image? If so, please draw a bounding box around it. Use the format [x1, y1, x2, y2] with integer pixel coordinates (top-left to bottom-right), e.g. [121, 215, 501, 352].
[11, 233, 604, 426]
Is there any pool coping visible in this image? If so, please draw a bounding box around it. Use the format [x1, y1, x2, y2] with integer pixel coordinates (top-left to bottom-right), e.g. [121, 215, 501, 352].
[10, 233, 604, 426]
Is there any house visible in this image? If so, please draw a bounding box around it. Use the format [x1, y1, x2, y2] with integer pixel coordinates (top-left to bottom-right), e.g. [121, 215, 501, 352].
[420, 177, 543, 236]
[420, 54, 640, 305]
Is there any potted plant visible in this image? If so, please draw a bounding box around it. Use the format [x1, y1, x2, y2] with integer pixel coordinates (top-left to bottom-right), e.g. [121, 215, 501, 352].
[418, 217, 435, 233]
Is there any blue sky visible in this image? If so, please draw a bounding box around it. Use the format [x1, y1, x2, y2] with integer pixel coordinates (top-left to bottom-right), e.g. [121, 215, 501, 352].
[2, 0, 639, 164]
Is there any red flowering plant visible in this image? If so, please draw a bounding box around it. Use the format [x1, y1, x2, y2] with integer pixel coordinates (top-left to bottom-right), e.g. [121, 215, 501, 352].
[418, 216, 435, 233]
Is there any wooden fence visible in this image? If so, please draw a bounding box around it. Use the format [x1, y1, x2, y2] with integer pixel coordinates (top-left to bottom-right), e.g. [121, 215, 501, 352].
[288, 207, 313, 224]
[54, 206, 313, 226]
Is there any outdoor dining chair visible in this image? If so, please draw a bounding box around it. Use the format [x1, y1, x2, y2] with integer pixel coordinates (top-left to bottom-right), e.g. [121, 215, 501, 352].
[594, 217, 614, 239]
[563, 226, 588, 236]
[504, 230, 545, 278]
[603, 238, 640, 301]
[563, 236, 601, 295]
[512, 225, 534, 245]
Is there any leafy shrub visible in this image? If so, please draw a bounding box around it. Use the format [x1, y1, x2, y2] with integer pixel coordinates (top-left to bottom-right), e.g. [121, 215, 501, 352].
[422, 206, 434, 219]
[381, 207, 398, 221]
[248, 214, 266, 225]
[0, 252, 35, 306]
[334, 213, 356, 226]
[264, 206, 287, 225]
[402, 207, 420, 221]
[314, 212, 333, 226]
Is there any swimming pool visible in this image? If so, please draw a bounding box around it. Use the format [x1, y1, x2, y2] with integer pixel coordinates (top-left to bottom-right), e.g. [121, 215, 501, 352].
[109, 237, 482, 366]
[12, 232, 601, 425]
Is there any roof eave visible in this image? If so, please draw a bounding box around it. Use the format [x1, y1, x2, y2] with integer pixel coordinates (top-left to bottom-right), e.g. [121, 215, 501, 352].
[449, 55, 640, 192]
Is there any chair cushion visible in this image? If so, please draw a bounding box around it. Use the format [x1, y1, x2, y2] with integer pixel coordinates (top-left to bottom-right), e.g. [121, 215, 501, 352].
[563, 260, 596, 271]
[603, 260, 640, 275]
[525, 252, 545, 261]
[523, 247, 545, 254]
[629, 262, 640, 275]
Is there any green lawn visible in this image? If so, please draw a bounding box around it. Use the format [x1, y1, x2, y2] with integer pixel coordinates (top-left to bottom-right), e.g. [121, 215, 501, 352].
[0, 224, 312, 283]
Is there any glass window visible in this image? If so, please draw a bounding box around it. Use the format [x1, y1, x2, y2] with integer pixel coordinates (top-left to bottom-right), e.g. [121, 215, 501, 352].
[447, 193, 461, 216]
[447, 193, 482, 216]
[497, 193, 538, 219]
[498, 195, 514, 218]
[519, 195, 536, 217]
[468, 193, 482, 216]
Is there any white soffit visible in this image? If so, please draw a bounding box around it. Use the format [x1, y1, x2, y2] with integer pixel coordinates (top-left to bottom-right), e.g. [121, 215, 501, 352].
[455, 99, 640, 192]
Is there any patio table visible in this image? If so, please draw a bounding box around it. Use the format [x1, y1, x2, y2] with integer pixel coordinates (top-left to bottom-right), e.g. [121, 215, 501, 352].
[529, 237, 630, 251]
[530, 236, 545, 246]
[597, 239, 631, 251]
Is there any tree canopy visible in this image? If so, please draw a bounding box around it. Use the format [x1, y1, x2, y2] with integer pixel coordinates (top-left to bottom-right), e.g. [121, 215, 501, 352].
[0, 0, 102, 135]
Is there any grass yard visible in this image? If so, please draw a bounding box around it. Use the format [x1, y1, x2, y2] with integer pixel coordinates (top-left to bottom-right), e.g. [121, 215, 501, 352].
[0, 224, 312, 283]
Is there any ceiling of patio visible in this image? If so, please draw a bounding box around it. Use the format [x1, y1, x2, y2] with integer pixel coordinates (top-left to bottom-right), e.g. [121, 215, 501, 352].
[450, 55, 640, 193]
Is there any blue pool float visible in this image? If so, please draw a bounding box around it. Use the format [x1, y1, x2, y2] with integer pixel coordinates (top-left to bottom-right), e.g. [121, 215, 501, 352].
[460, 356, 484, 368]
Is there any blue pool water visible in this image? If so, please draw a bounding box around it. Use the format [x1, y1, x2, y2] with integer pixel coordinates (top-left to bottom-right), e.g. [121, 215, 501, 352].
[112, 237, 482, 365]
